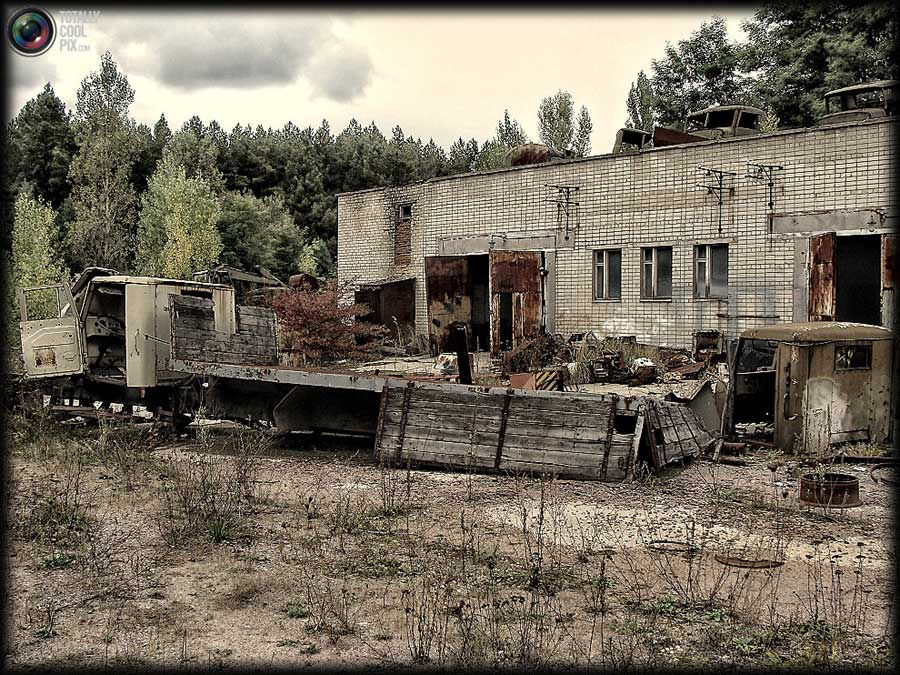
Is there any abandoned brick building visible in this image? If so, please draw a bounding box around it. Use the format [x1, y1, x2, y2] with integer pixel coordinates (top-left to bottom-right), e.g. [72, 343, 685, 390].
[337, 117, 896, 354]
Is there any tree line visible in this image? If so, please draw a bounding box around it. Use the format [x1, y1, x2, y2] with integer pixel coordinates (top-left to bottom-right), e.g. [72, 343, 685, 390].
[4, 54, 593, 293]
[625, 4, 896, 132]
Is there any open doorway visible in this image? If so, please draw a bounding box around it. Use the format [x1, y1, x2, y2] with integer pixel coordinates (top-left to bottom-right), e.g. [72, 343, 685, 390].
[835, 235, 881, 325]
[425, 250, 543, 354]
[424, 254, 489, 353]
[355, 278, 416, 335]
[468, 255, 489, 351]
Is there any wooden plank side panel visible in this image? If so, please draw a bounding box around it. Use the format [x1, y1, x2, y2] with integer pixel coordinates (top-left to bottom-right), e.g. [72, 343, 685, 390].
[644, 400, 716, 466]
[400, 386, 612, 414]
[170, 295, 277, 365]
[376, 381, 625, 481]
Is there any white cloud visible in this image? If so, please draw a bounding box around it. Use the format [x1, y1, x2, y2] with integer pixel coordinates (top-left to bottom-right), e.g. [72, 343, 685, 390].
[94, 12, 373, 96]
[308, 42, 373, 102]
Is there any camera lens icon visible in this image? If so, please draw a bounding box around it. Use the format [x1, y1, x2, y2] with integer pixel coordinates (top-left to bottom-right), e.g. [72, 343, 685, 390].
[7, 8, 56, 56]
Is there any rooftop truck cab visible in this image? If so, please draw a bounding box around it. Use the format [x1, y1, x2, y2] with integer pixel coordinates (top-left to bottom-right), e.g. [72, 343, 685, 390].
[818, 80, 897, 126]
[685, 104, 764, 139]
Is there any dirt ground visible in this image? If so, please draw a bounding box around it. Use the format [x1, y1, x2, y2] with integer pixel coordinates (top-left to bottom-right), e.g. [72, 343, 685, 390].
[4, 413, 896, 670]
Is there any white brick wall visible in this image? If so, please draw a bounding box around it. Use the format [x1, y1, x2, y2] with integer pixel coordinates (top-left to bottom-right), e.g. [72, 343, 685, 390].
[338, 119, 897, 350]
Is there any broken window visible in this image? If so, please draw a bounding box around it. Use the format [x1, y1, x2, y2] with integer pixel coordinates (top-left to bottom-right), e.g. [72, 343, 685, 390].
[394, 203, 413, 265]
[738, 112, 759, 129]
[736, 339, 777, 373]
[641, 246, 672, 299]
[686, 113, 707, 132]
[695, 244, 728, 298]
[593, 249, 621, 300]
[182, 290, 213, 300]
[853, 89, 885, 110]
[706, 109, 735, 128]
[835, 342, 872, 370]
[22, 287, 61, 321]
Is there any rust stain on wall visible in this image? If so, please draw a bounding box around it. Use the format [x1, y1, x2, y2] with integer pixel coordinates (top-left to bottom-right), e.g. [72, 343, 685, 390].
[34, 347, 56, 367]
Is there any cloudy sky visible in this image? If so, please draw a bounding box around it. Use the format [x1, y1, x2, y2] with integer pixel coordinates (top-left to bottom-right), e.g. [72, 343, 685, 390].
[7, 7, 757, 153]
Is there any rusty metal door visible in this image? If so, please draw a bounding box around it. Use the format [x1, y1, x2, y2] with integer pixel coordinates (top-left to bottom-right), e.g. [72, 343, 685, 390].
[425, 256, 470, 353]
[808, 232, 836, 321]
[489, 251, 542, 355]
[17, 284, 85, 380]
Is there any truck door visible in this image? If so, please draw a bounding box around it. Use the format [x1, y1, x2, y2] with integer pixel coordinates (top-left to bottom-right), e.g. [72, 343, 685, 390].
[17, 284, 85, 379]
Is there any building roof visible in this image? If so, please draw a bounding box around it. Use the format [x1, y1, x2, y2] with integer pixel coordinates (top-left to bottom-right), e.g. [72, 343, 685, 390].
[741, 322, 893, 343]
[334, 116, 894, 199]
[358, 272, 417, 289]
[825, 80, 897, 97]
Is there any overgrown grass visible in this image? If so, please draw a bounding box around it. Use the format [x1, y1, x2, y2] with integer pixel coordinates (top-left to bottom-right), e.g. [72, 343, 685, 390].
[155, 426, 267, 545]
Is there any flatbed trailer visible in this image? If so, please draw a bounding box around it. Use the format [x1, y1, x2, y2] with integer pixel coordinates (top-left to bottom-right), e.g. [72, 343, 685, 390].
[166, 295, 716, 480]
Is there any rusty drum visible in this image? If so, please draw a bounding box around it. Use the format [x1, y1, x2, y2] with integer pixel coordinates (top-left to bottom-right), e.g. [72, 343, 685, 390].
[799, 472, 862, 509]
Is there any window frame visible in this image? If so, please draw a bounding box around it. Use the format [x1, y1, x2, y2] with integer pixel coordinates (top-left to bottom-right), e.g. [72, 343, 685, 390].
[593, 248, 622, 302]
[640, 246, 673, 300]
[397, 203, 413, 222]
[694, 243, 729, 299]
[834, 342, 873, 371]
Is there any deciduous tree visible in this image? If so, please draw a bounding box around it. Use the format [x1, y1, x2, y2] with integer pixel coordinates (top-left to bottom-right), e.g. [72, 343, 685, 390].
[136, 154, 222, 279]
[650, 17, 754, 129]
[625, 70, 656, 131]
[268, 280, 386, 365]
[6, 193, 69, 368]
[741, 2, 898, 128]
[538, 91, 593, 156]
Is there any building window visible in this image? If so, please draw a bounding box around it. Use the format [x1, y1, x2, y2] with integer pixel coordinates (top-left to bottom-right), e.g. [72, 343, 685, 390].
[695, 244, 728, 298]
[394, 203, 413, 265]
[593, 249, 622, 300]
[641, 246, 672, 299]
[835, 343, 872, 370]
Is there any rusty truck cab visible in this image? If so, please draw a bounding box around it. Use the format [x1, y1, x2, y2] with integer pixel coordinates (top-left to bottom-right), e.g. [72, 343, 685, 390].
[724, 322, 894, 453]
[685, 105, 764, 139]
[818, 80, 897, 126]
[18, 275, 235, 415]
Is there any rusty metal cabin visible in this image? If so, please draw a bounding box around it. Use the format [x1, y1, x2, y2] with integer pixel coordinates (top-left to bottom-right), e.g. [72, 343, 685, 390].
[685, 104, 765, 139]
[818, 80, 897, 127]
[17, 275, 235, 417]
[338, 116, 896, 354]
[723, 322, 894, 453]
